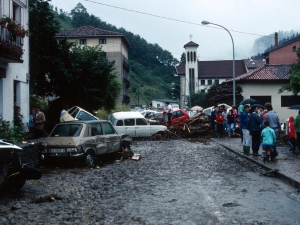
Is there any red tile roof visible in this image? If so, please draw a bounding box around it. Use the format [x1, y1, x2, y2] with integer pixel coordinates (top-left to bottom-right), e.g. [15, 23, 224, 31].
[243, 59, 266, 69]
[223, 64, 292, 83]
[55, 26, 130, 47]
[176, 60, 247, 78]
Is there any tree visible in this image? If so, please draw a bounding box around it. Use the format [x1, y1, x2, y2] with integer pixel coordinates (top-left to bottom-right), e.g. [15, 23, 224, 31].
[29, 0, 121, 112]
[180, 52, 186, 63]
[190, 91, 207, 108]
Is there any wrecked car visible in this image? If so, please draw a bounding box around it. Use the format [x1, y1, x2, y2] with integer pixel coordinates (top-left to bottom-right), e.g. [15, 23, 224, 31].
[60, 106, 99, 122]
[109, 112, 167, 138]
[40, 120, 131, 167]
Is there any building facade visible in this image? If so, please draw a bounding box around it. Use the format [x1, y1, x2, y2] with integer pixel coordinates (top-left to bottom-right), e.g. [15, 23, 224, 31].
[0, 0, 30, 124]
[55, 26, 131, 105]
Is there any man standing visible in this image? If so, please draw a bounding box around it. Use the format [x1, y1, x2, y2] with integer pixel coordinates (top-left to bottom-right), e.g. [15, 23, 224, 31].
[249, 106, 263, 156]
[240, 105, 250, 154]
[34, 106, 46, 138]
[210, 105, 218, 136]
[293, 110, 300, 150]
[165, 102, 173, 126]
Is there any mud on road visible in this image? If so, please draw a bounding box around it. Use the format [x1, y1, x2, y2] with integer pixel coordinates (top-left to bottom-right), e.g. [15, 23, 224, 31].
[0, 139, 300, 225]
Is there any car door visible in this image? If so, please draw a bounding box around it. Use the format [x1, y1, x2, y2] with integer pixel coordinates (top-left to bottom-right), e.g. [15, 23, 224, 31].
[91, 123, 107, 155]
[124, 119, 136, 137]
[135, 118, 150, 137]
[101, 122, 121, 153]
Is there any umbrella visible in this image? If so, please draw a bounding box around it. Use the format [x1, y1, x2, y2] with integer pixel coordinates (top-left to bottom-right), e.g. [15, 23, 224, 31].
[239, 99, 258, 106]
[288, 105, 300, 110]
[191, 106, 203, 111]
[251, 104, 264, 109]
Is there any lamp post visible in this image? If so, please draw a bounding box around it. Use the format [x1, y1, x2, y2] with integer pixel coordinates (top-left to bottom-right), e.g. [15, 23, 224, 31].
[174, 74, 191, 109]
[201, 20, 236, 106]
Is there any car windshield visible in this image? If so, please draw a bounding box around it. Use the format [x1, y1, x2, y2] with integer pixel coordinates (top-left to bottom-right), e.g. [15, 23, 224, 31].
[50, 124, 83, 137]
[76, 110, 97, 120]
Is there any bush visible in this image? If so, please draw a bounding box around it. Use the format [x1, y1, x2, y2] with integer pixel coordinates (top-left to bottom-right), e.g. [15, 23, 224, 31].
[0, 116, 29, 143]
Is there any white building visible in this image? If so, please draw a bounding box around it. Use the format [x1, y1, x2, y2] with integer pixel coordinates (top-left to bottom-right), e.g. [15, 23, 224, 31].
[0, 0, 30, 124]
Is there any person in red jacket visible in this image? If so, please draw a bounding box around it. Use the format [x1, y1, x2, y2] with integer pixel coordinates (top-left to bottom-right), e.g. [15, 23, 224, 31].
[288, 116, 296, 153]
[215, 110, 224, 138]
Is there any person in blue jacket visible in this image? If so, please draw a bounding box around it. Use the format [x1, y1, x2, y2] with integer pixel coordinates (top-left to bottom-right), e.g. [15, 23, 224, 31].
[261, 120, 276, 163]
[240, 105, 250, 154]
[249, 106, 263, 156]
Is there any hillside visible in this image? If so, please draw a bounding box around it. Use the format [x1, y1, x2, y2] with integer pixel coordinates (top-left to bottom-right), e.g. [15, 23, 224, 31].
[51, 3, 179, 106]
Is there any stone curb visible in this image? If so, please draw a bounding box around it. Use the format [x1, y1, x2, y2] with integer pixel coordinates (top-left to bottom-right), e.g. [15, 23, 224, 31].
[211, 139, 300, 189]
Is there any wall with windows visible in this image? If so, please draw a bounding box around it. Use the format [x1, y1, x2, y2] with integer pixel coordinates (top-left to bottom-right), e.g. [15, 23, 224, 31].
[198, 78, 227, 92]
[239, 82, 297, 122]
[0, 0, 30, 125]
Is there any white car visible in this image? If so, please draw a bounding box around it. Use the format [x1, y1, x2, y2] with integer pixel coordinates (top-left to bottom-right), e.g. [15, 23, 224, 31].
[109, 112, 167, 137]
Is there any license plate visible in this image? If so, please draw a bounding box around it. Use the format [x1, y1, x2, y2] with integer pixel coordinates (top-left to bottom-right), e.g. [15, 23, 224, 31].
[50, 148, 65, 153]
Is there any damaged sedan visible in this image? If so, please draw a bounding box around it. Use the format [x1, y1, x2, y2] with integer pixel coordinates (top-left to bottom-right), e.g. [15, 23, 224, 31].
[40, 120, 131, 167]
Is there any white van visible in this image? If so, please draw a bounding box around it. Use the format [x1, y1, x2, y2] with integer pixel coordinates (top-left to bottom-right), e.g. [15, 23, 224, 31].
[109, 112, 167, 137]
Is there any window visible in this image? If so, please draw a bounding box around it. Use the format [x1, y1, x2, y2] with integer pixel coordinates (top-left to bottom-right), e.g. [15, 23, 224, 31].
[187, 51, 190, 62]
[50, 124, 82, 137]
[79, 39, 87, 45]
[194, 51, 196, 62]
[116, 120, 123, 126]
[77, 111, 96, 120]
[176, 111, 184, 117]
[215, 79, 219, 85]
[207, 80, 212, 85]
[136, 118, 147, 125]
[200, 80, 205, 85]
[102, 123, 115, 135]
[201, 89, 205, 93]
[13, 3, 21, 23]
[293, 46, 297, 52]
[92, 124, 103, 136]
[124, 119, 135, 126]
[189, 68, 195, 94]
[250, 96, 271, 105]
[99, 39, 106, 44]
[281, 96, 300, 107]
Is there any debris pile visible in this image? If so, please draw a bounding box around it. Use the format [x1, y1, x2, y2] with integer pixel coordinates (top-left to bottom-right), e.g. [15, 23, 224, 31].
[167, 112, 212, 138]
[205, 84, 244, 106]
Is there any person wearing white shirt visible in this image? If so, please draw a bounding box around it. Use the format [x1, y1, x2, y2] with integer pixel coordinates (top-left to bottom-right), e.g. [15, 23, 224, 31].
[165, 102, 173, 126]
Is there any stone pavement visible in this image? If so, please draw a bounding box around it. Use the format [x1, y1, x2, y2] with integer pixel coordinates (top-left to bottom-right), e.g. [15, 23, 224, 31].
[211, 137, 300, 188]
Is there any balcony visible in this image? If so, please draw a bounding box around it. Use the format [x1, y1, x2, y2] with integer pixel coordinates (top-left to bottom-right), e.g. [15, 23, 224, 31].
[123, 59, 130, 73]
[122, 95, 130, 104]
[0, 18, 26, 63]
[123, 77, 130, 89]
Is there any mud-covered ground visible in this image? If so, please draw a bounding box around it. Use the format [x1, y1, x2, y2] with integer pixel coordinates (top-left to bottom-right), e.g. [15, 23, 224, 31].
[0, 139, 300, 225]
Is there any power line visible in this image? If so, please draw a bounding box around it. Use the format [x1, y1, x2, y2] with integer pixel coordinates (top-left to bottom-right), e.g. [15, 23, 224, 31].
[83, 0, 283, 40]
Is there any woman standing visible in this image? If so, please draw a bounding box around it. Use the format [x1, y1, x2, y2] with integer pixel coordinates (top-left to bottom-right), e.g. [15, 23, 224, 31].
[227, 109, 234, 137]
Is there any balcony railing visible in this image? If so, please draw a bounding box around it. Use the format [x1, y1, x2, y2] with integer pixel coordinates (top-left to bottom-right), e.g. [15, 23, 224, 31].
[123, 59, 130, 73]
[122, 95, 130, 104]
[123, 77, 130, 89]
[0, 26, 24, 63]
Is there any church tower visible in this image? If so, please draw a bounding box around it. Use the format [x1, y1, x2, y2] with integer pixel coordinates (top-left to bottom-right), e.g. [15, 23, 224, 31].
[183, 40, 199, 102]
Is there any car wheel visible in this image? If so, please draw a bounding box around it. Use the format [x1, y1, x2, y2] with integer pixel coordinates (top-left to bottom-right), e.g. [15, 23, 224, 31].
[85, 150, 96, 168]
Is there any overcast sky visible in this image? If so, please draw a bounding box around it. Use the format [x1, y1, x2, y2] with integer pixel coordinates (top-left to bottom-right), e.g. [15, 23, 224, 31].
[50, 0, 300, 61]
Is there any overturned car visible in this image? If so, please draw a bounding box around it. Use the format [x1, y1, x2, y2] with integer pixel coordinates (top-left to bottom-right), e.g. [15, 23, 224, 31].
[40, 120, 131, 167]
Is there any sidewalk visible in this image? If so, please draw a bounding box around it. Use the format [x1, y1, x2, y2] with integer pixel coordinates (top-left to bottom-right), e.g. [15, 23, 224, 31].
[211, 137, 300, 188]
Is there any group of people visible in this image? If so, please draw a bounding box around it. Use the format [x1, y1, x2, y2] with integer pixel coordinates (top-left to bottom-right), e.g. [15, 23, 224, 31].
[210, 105, 238, 138]
[211, 103, 283, 163]
[28, 106, 46, 139]
[238, 103, 282, 162]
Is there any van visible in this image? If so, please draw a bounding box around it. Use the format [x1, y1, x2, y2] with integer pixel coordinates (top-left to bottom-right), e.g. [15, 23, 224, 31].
[109, 112, 167, 137]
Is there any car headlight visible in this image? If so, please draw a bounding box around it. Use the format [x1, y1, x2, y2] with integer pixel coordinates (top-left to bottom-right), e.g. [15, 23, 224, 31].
[66, 148, 78, 153]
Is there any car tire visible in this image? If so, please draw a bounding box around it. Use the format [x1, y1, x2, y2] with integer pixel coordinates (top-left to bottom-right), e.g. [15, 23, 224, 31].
[85, 150, 96, 168]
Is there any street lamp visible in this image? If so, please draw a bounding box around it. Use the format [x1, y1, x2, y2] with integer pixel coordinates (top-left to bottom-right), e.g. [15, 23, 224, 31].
[201, 20, 236, 106]
[174, 74, 191, 109]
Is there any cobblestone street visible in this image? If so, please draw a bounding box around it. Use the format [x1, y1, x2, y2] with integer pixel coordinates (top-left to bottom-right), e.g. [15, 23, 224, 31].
[0, 139, 300, 224]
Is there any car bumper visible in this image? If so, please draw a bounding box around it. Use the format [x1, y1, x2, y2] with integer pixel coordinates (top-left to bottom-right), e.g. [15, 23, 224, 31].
[41, 152, 85, 161]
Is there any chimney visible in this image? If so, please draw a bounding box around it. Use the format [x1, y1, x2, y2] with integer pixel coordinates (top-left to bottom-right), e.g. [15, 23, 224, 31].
[275, 32, 278, 48]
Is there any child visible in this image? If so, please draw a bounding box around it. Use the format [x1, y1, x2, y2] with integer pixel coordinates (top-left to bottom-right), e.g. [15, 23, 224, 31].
[260, 121, 276, 163]
[215, 110, 224, 138]
[288, 116, 296, 153]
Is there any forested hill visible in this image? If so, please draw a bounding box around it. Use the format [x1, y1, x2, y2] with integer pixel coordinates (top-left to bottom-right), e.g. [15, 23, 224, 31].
[51, 3, 179, 106]
[251, 30, 299, 58]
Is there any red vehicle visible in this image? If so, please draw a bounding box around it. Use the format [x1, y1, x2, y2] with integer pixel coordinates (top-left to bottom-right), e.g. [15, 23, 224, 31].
[157, 109, 190, 126]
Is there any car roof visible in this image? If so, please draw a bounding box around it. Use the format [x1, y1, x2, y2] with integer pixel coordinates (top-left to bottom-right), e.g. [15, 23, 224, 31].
[111, 111, 144, 119]
[60, 120, 109, 124]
